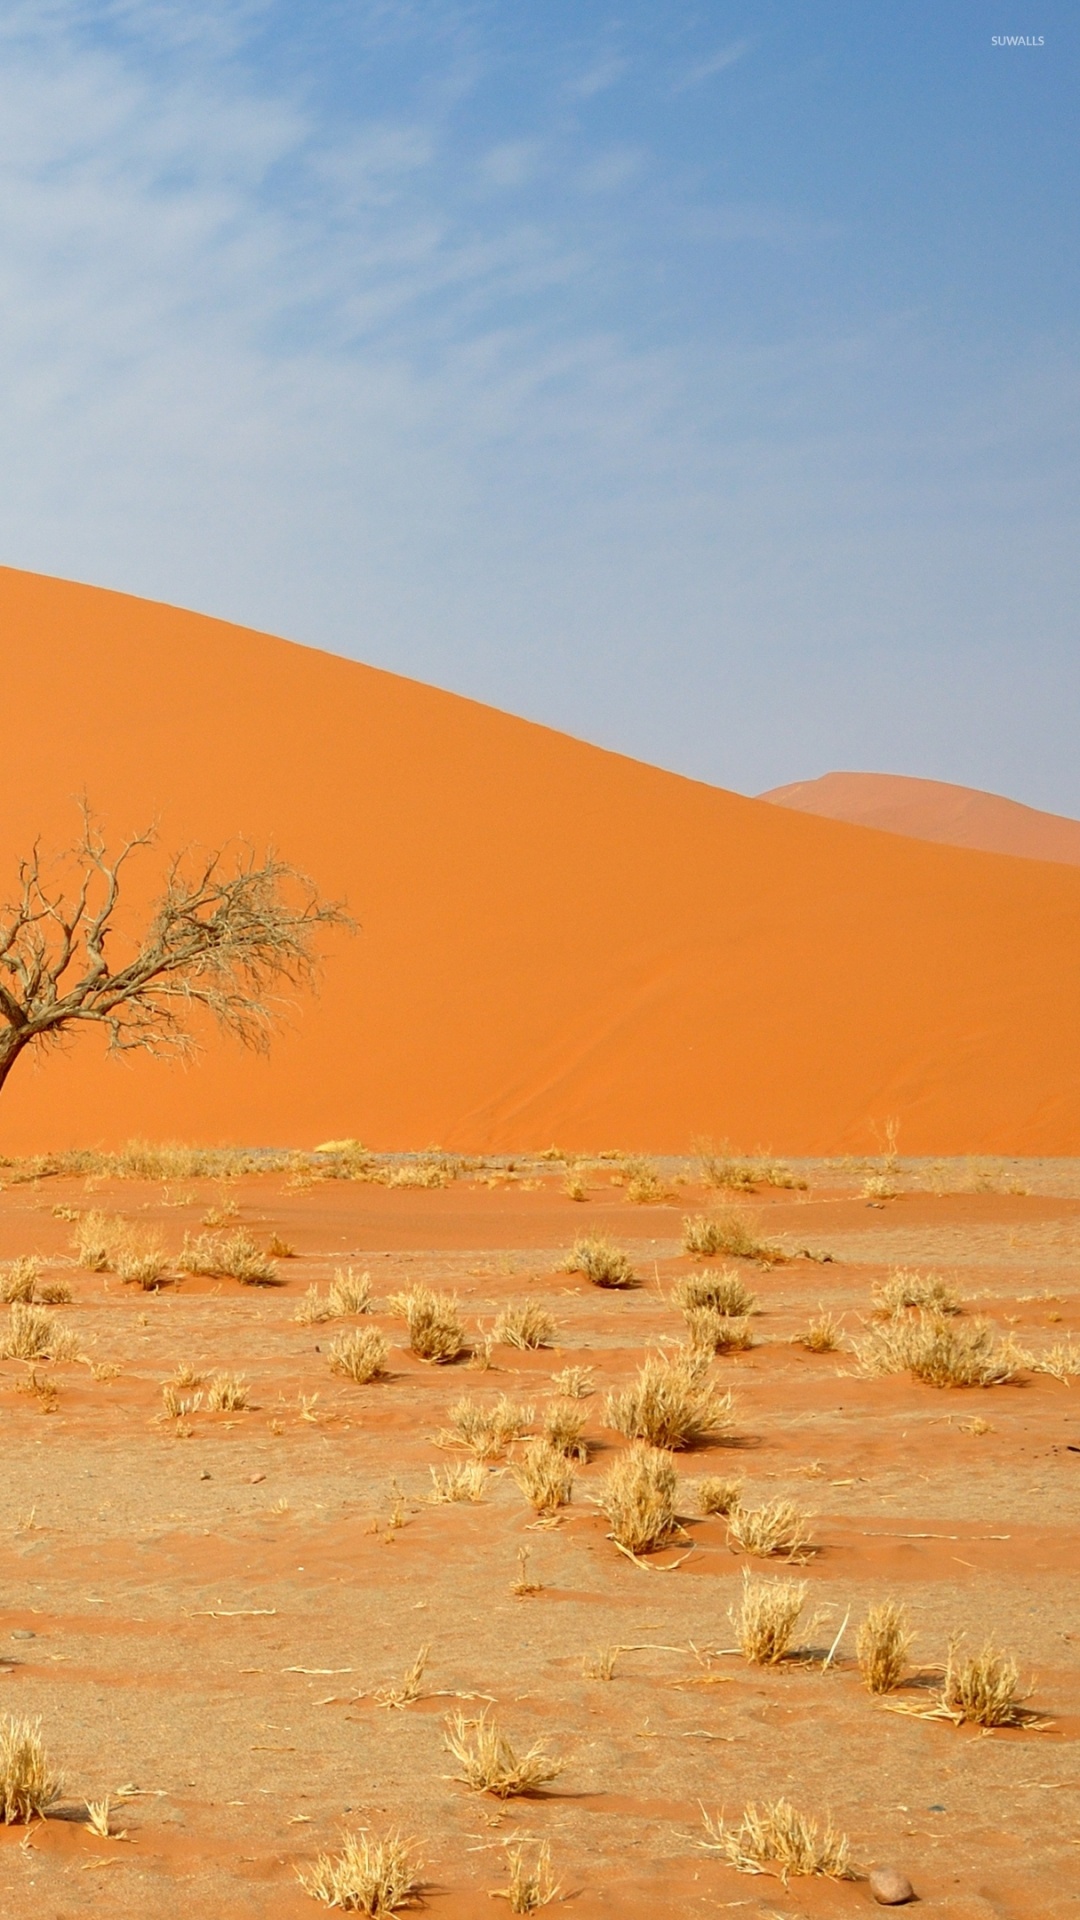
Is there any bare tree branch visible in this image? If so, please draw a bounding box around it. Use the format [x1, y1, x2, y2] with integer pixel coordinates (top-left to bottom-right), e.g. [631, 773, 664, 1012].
[0, 808, 355, 1098]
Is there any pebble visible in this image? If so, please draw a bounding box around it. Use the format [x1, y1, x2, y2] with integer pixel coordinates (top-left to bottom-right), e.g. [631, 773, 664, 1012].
[249, 1473, 265, 1484]
[10, 1630, 36, 1641]
[869, 1865, 915, 1906]
[199, 1470, 211, 1480]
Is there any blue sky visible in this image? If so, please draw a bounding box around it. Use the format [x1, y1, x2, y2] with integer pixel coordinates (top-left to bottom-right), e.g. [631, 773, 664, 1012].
[1, 2, 1077, 809]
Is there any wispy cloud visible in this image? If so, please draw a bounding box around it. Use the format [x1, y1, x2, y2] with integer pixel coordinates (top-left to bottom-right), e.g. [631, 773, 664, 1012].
[673, 39, 753, 91]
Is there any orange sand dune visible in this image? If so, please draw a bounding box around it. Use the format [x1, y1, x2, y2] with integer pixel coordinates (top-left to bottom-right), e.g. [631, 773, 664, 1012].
[761, 769, 1080, 866]
[1, 566, 1079, 1156]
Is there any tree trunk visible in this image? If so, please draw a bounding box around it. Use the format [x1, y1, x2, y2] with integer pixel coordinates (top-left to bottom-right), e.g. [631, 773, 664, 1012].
[0, 1034, 29, 1097]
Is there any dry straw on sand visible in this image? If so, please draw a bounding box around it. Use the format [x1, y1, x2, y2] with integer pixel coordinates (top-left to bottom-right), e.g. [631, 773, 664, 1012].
[558, 1235, 637, 1288]
[700, 1799, 856, 1880]
[444, 1711, 564, 1797]
[855, 1311, 1019, 1387]
[856, 1600, 913, 1695]
[605, 1352, 732, 1450]
[732, 1568, 809, 1665]
[297, 1827, 421, 1912]
[0, 1715, 60, 1823]
[595, 1444, 680, 1556]
[389, 1286, 466, 1363]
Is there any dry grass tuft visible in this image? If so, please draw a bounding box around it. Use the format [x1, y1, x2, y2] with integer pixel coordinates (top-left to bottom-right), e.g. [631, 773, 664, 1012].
[683, 1210, 780, 1262]
[511, 1439, 576, 1514]
[491, 1302, 556, 1350]
[179, 1230, 279, 1285]
[727, 1498, 814, 1561]
[295, 1268, 372, 1323]
[732, 1568, 808, 1664]
[73, 1210, 127, 1272]
[622, 1158, 670, 1204]
[1029, 1339, 1080, 1382]
[563, 1169, 589, 1201]
[329, 1328, 388, 1384]
[376, 1646, 429, 1709]
[116, 1243, 169, 1290]
[1, 1258, 42, 1304]
[205, 1372, 250, 1411]
[595, 1444, 679, 1555]
[427, 1462, 487, 1504]
[855, 1311, 1018, 1387]
[492, 1839, 558, 1912]
[548, 1365, 594, 1398]
[444, 1711, 564, 1798]
[266, 1233, 296, 1258]
[700, 1798, 855, 1880]
[542, 1401, 588, 1459]
[582, 1645, 619, 1680]
[856, 1600, 913, 1694]
[389, 1286, 465, 1363]
[796, 1311, 844, 1353]
[0, 1714, 60, 1823]
[672, 1268, 757, 1316]
[698, 1148, 806, 1194]
[873, 1268, 960, 1317]
[558, 1236, 637, 1288]
[605, 1352, 732, 1450]
[681, 1307, 754, 1355]
[696, 1474, 743, 1516]
[941, 1639, 1032, 1726]
[0, 1303, 77, 1361]
[297, 1826, 422, 1912]
[440, 1395, 534, 1459]
[37, 1280, 73, 1306]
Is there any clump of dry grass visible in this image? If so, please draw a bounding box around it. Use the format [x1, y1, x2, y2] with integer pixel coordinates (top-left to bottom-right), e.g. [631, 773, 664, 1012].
[622, 1158, 670, 1204]
[1028, 1339, 1080, 1383]
[873, 1268, 960, 1317]
[491, 1302, 556, 1350]
[558, 1236, 637, 1289]
[329, 1328, 388, 1384]
[511, 1439, 576, 1514]
[0, 1714, 60, 1823]
[698, 1148, 806, 1193]
[297, 1826, 422, 1912]
[376, 1647, 429, 1709]
[439, 1395, 534, 1459]
[672, 1268, 757, 1316]
[492, 1839, 558, 1912]
[266, 1233, 296, 1258]
[444, 1711, 564, 1798]
[15, 1369, 59, 1411]
[696, 1474, 743, 1516]
[205, 1372, 250, 1411]
[681, 1307, 754, 1355]
[795, 1311, 844, 1353]
[161, 1383, 203, 1419]
[72, 1210, 127, 1272]
[727, 1498, 814, 1561]
[582, 1645, 619, 1680]
[296, 1269, 373, 1323]
[0, 1303, 78, 1362]
[563, 1169, 589, 1201]
[381, 1156, 457, 1189]
[941, 1639, 1032, 1726]
[389, 1286, 465, 1363]
[861, 1173, 899, 1200]
[732, 1568, 808, 1664]
[179, 1230, 279, 1285]
[37, 1280, 73, 1306]
[605, 1352, 732, 1450]
[1, 1258, 42, 1304]
[595, 1444, 679, 1555]
[548, 1365, 594, 1398]
[116, 1242, 169, 1290]
[683, 1211, 780, 1262]
[542, 1401, 588, 1458]
[427, 1462, 487, 1503]
[855, 1311, 1018, 1387]
[856, 1600, 913, 1694]
[700, 1799, 855, 1880]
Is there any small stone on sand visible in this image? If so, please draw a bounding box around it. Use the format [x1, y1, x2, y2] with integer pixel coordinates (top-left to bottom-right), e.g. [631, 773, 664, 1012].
[870, 1865, 915, 1905]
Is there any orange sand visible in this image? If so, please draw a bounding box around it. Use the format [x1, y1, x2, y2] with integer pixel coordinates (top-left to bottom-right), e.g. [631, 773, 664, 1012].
[761, 769, 1080, 866]
[2, 565, 1080, 1156]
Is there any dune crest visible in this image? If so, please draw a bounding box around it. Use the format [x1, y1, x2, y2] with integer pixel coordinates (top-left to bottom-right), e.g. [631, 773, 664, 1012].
[1, 566, 1079, 1154]
[760, 770, 1080, 867]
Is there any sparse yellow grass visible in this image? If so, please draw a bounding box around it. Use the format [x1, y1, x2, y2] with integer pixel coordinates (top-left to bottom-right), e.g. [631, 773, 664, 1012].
[855, 1311, 1018, 1387]
[941, 1639, 1032, 1726]
[732, 1568, 808, 1664]
[672, 1268, 756, 1316]
[696, 1474, 743, 1516]
[873, 1268, 960, 1316]
[0, 1303, 78, 1362]
[116, 1240, 169, 1290]
[0, 1714, 60, 1823]
[491, 1302, 556, 1349]
[681, 1306, 754, 1355]
[1, 1258, 42, 1304]
[179, 1229, 279, 1285]
[682, 1211, 780, 1262]
[492, 1839, 558, 1912]
[856, 1600, 912, 1694]
[698, 1148, 806, 1193]
[73, 1210, 131, 1272]
[329, 1328, 388, 1384]
[427, 1462, 487, 1503]
[444, 1711, 564, 1797]
[298, 1826, 422, 1912]
[439, 1395, 534, 1459]
[548, 1365, 594, 1398]
[605, 1352, 732, 1450]
[726, 1498, 813, 1561]
[796, 1311, 844, 1353]
[542, 1401, 588, 1458]
[700, 1798, 855, 1880]
[1029, 1339, 1080, 1382]
[37, 1279, 73, 1305]
[266, 1233, 296, 1258]
[558, 1236, 637, 1288]
[161, 1383, 203, 1419]
[376, 1647, 429, 1709]
[861, 1173, 899, 1200]
[582, 1645, 619, 1680]
[563, 1169, 589, 1201]
[389, 1286, 465, 1363]
[295, 1268, 373, 1324]
[381, 1156, 457, 1189]
[596, 1444, 679, 1555]
[205, 1372, 250, 1411]
[511, 1439, 576, 1514]
[622, 1158, 670, 1204]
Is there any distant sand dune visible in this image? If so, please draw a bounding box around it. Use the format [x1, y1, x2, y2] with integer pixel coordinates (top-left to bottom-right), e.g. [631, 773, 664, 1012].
[760, 770, 1080, 866]
[1, 566, 1079, 1155]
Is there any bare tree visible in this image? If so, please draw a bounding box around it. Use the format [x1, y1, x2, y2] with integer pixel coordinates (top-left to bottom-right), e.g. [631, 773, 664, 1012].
[0, 808, 354, 1100]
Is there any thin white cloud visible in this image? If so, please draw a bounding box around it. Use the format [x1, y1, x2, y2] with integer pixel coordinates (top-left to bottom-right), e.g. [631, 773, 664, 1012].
[673, 39, 753, 91]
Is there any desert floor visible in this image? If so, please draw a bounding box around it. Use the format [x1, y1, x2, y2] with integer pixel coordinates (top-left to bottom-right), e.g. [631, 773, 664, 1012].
[0, 1151, 1077, 1919]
